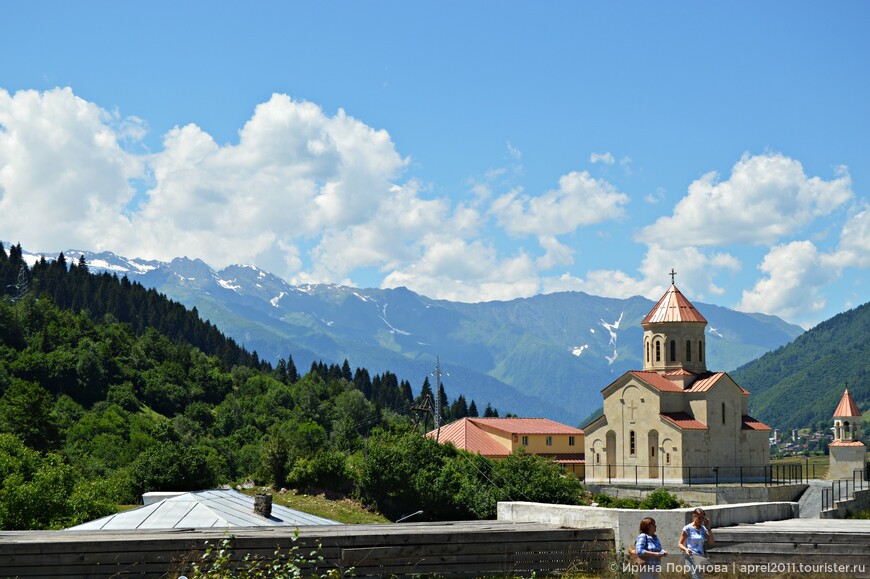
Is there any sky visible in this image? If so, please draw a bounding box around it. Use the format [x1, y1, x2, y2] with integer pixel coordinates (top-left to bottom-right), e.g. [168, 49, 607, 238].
[1, 2, 868, 329]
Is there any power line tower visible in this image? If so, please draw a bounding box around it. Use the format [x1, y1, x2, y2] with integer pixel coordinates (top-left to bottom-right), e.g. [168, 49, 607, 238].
[433, 356, 443, 433]
[6, 265, 29, 302]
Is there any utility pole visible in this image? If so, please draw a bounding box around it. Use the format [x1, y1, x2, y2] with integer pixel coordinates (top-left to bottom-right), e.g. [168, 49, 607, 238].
[433, 357, 442, 442]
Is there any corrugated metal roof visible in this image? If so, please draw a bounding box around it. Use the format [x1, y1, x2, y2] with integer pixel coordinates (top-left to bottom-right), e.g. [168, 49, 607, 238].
[426, 418, 584, 458]
[741, 415, 772, 431]
[427, 418, 510, 457]
[833, 388, 862, 417]
[467, 417, 584, 435]
[67, 490, 341, 531]
[642, 284, 707, 325]
[630, 370, 748, 395]
[660, 412, 707, 430]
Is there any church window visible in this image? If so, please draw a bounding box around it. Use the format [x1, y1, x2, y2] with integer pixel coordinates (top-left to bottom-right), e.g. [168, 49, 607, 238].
[646, 342, 650, 363]
[596, 453, 600, 464]
[666, 452, 671, 464]
[699, 340, 704, 362]
[629, 431, 636, 456]
[686, 340, 691, 361]
[650, 446, 655, 457]
[655, 341, 661, 362]
[521, 435, 528, 446]
[670, 340, 676, 362]
[722, 403, 726, 424]
[569, 436, 575, 446]
[546, 436, 553, 446]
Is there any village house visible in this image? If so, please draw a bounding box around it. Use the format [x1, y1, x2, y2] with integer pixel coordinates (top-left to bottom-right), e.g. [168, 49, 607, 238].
[427, 417, 585, 477]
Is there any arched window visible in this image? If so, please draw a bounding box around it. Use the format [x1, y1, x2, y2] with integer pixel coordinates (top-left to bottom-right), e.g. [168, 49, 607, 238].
[646, 341, 650, 363]
[699, 340, 704, 362]
[629, 431, 636, 456]
[655, 340, 661, 362]
[722, 402, 726, 424]
[670, 340, 676, 361]
[686, 340, 691, 361]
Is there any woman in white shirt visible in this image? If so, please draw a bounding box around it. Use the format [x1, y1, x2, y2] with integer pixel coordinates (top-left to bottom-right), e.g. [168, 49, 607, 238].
[678, 508, 715, 579]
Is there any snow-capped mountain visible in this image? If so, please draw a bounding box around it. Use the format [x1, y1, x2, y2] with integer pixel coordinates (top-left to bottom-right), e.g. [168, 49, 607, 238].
[21, 247, 804, 423]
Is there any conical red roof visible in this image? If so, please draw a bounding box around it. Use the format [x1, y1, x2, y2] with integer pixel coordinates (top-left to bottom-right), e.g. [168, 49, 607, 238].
[833, 388, 862, 418]
[642, 284, 707, 324]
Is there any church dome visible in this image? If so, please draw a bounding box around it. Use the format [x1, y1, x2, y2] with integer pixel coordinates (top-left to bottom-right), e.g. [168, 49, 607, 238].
[642, 283, 707, 325]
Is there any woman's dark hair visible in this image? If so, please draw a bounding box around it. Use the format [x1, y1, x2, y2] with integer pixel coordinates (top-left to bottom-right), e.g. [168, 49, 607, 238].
[639, 517, 656, 535]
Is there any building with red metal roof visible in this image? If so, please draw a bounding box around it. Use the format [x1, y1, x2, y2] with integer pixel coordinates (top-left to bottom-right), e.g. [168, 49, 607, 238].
[583, 275, 771, 483]
[426, 417, 585, 477]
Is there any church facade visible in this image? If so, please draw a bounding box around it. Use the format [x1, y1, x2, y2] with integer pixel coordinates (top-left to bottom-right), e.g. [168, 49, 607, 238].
[583, 280, 771, 483]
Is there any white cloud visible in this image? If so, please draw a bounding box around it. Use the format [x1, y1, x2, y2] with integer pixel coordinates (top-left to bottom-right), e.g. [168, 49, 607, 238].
[590, 152, 615, 165]
[640, 152, 853, 248]
[0, 87, 144, 251]
[130, 94, 408, 274]
[828, 205, 870, 269]
[540, 245, 740, 300]
[490, 170, 629, 237]
[736, 240, 838, 326]
[382, 240, 539, 302]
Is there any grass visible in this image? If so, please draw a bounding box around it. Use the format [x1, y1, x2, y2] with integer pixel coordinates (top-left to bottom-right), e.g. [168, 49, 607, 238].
[771, 454, 829, 479]
[242, 488, 390, 524]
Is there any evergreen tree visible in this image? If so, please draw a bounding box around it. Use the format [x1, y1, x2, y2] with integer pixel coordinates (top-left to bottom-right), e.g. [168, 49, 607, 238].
[341, 359, 353, 381]
[469, 400, 479, 417]
[286, 354, 299, 383]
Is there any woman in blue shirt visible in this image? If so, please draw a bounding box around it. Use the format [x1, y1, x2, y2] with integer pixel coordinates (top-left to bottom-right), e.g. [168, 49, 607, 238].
[635, 517, 667, 579]
[678, 508, 715, 579]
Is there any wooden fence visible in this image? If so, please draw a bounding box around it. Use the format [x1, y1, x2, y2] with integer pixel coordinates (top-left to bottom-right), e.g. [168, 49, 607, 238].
[0, 520, 614, 578]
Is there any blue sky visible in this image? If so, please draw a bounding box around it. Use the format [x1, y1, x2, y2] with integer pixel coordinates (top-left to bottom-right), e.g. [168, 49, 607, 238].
[1, 2, 868, 328]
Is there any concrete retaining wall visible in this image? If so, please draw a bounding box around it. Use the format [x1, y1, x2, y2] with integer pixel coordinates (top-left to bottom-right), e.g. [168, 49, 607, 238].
[498, 501, 799, 560]
[820, 488, 870, 519]
[585, 484, 806, 506]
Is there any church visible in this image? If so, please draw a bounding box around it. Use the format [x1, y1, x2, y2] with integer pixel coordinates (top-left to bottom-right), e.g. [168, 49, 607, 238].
[583, 274, 771, 483]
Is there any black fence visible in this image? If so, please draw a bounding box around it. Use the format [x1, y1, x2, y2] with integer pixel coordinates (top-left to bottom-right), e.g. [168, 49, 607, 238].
[584, 463, 805, 486]
[821, 467, 870, 511]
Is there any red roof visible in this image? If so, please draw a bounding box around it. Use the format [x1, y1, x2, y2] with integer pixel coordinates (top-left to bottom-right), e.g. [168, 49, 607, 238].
[830, 440, 866, 447]
[464, 417, 584, 435]
[426, 418, 510, 457]
[741, 415, 772, 431]
[628, 371, 749, 395]
[660, 412, 707, 430]
[642, 284, 707, 325]
[425, 417, 584, 458]
[833, 389, 862, 417]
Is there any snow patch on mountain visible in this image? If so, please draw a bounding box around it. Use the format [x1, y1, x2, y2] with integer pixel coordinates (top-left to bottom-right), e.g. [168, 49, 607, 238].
[353, 291, 372, 302]
[572, 345, 589, 356]
[708, 327, 723, 338]
[379, 304, 410, 336]
[270, 292, 286, 307]
[600, 312, 623, 365]
[218, 279, 241, 291]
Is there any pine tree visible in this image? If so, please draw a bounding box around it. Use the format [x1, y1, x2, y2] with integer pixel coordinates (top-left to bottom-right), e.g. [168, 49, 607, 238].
[469, 400, 479, 417]
[286, 355, 299, 383]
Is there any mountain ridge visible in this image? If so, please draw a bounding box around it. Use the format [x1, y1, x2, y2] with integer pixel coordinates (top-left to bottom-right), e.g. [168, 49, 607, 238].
[17, 245, 805, 424]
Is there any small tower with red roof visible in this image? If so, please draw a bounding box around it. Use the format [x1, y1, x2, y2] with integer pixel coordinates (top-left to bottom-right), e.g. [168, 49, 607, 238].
[828, 388, 866, 480]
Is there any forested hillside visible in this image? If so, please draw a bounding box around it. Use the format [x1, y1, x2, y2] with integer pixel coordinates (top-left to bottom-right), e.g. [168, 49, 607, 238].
[0, 242, 579, 529]
[734, 300, 870, 431]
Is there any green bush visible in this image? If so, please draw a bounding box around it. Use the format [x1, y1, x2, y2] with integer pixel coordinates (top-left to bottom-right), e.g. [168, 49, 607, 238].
[640, 488, 681, 509]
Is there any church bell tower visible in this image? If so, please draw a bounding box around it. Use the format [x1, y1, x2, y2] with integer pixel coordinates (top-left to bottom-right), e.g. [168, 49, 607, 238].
[641, 269, 708, 378]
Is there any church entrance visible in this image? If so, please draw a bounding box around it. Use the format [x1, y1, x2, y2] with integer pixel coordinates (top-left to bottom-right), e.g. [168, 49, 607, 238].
[606, 431, 616, 479]
[648, 430, 659, 478]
